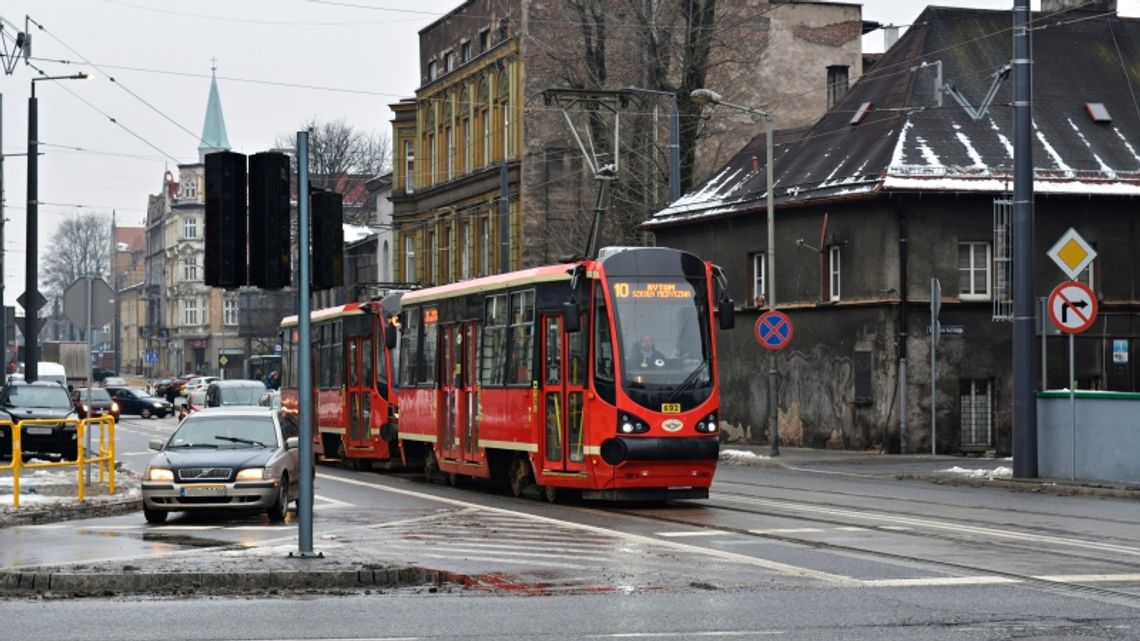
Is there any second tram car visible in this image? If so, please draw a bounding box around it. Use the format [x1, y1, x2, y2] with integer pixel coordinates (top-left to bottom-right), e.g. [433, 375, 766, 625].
[395, 246, 734, 500]
[280, 294, 403, 468]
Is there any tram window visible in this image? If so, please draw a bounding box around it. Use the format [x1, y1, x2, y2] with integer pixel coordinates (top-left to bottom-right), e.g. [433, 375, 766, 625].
[480, 294, 508, 386]
[399, 311, 420, 386]
[422, 308, 439, 386]
[508, 290, 535, 385]
[568, 313, 586, 386]
[363, 339, 374, 389]
[593, 285, 614, 383]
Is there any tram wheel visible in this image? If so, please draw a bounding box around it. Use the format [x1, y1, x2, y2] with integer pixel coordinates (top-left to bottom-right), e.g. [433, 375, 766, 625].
[543, 485, 558, 503]
[447, 472, 460, 487]
[509, 455, 533, 497]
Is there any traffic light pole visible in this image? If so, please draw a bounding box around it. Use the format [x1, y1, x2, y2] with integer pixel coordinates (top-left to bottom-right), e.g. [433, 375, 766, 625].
[294, 131, 318, 558]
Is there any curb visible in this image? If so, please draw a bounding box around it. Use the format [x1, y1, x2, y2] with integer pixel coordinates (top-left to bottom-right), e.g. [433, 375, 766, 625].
[897, 474, 1140, 501]
[0, 497, 142, 528]
[0, 565, 445, 596]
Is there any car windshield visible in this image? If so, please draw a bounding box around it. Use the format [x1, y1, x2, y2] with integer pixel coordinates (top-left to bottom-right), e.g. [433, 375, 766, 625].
[219, 383, 268, 406]
[189, 390, 206, 404]
[167, 415, 277, 449]
[5, 385, 73, 409]
[125, 388, 150, 399]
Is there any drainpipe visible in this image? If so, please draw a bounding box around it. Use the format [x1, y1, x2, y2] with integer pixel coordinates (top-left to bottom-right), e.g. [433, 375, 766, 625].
[897, 205, 909, 453]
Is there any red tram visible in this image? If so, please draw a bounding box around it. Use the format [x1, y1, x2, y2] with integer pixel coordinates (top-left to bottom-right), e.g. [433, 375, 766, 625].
[279, 295, 402, 469]
[395, 246, 735, 500]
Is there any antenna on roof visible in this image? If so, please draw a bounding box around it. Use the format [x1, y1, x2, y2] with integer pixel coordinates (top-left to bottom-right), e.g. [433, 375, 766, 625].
[942, 63, 1012, 122]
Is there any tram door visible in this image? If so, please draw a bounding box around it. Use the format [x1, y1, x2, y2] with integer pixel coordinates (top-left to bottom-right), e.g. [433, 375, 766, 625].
[540, 315, 587, 473]
[345, 337, 371, 451]
[441, 323, 480, 465]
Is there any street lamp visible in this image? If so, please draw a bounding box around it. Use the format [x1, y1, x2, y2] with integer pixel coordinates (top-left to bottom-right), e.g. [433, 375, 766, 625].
[620, 87, 680, 203]
[23, 72, 87, 382]
[690, 88, 779, 455]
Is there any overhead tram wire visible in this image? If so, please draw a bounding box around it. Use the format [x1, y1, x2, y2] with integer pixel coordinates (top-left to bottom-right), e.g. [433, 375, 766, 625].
[27, 15, 203, 147]
[24, 59, 181, 164]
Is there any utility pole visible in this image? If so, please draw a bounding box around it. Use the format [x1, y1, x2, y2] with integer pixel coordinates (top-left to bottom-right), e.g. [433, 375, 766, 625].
[1012, 0, 1037, 478]
[24, 83, 39, 382]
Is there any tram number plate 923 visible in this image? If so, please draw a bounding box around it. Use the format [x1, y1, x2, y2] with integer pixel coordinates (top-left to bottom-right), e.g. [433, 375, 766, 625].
[661, 403, 681, 414]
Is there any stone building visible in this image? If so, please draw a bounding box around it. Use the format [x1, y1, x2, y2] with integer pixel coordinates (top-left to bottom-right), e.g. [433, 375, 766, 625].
[645, 3, 1140, 455]
[391, 0, 868, 286]
[111, 225, 147, 375]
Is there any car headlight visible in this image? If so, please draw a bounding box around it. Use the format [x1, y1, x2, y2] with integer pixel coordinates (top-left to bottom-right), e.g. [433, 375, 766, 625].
[146, 467, 174, 482]
[111, 402, 120, 412]
[236, 467, 269, 481]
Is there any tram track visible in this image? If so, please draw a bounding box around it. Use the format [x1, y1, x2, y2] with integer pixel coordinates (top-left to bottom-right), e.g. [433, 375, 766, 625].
[601, 491, 1140, 608]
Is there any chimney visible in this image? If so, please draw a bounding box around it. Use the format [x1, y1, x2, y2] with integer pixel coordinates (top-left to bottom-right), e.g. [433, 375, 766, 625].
[1042, 0, 1116, 12]
[883, 25, 899, 50]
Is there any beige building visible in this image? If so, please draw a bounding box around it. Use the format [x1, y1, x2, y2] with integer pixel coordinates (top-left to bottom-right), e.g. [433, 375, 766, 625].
[391, 0, 867, 285]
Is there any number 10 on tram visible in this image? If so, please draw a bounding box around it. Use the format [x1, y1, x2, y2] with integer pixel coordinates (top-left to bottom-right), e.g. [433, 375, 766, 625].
[395, 246, 735, 501]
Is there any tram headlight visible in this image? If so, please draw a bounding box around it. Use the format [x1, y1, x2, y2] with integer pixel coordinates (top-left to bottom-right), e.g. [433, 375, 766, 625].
[617, 413, 649, 434]
[695, 413, 719, 434]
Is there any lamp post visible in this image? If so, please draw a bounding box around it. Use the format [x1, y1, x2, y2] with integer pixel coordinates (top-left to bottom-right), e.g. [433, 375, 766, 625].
[23, 72, 87, 382]
[620, 87, 680, 203]
[690, 88, 779, 455]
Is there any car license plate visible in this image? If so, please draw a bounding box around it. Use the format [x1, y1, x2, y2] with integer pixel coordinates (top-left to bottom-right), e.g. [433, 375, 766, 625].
[181, 485, 226, 497]
[25, 427, 54, 435]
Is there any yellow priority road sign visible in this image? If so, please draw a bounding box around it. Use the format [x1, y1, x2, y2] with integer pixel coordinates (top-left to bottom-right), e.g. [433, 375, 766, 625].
[1047, 228, 1096, 280]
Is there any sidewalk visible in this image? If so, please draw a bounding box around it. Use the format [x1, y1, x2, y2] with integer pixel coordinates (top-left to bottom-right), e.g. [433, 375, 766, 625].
[0, 447, 1136, 598]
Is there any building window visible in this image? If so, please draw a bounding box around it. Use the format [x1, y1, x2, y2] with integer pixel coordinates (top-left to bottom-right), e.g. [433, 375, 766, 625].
[479, 216, 491, 276]
[183, 256, 198, 281]
[829, 245, 841, 301]
[182, 178, 197, 200]
[426, 229, 436, 285]
[461, 41, 472, 63]
[404, 140, 414, 193]
[404, 234, 415, 282]
[460, 221, 471, 280]
[751, 253, 766, 307]
[427, 60, 438, 81]
[479, 28, 490, 53]
[440, 224, 452, 284]
[958, 241, 991, 300]
[224, 298, 238, 326]
[183, 299, 198, 326]
[959, 379, 993, 449]
[444, 51, 456, 73]
[184, 216, 198, 239]
[446, 124, 455, 179]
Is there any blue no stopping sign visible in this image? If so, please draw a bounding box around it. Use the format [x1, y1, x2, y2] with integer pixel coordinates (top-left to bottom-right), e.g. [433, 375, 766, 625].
[755, 311, 794, 351]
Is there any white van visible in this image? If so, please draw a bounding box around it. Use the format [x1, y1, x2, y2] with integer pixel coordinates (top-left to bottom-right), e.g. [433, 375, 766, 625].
[13, 361, 68, 387]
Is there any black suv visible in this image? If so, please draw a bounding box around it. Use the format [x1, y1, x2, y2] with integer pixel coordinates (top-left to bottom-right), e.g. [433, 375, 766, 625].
[0, 381, 80, 460]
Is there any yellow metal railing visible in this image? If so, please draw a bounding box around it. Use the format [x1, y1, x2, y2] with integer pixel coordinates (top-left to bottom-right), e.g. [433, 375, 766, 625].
[0, 416, 117, 508]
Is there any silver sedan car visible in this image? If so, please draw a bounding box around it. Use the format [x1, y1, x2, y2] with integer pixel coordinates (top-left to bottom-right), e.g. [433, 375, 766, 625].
[141, 406, 299, 524]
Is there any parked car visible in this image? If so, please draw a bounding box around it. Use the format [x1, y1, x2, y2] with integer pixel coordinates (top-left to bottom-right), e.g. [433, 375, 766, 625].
[206, 380, 268, 408]
[104, 386, 173, 419]
[141, 406, 300, 524]
[181, 376, 219, 397]
[178, 389, 207, 420]
[153, 377, 175, 398]
[70, 386, 120, 421]
[0, 380, 81, 460]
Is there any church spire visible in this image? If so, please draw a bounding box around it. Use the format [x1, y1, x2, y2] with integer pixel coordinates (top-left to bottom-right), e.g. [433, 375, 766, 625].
[198, 59, 231, 161]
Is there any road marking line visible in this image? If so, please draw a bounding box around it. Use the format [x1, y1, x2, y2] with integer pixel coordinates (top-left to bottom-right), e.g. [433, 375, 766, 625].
[836, 526, 869, 532]
[591, 633, 784, 638]
[1034, 573, 1140, 583]
[880, 525, 912, 531]
[388, 542, 609, 562]
[317, 472, 859, 586]
[862, 577, 1022, 587]
[748, 528, 824, 535]
[720, 494, 1140, 557]
[656, 531, 730, 538]
[412, 551, 588, 570]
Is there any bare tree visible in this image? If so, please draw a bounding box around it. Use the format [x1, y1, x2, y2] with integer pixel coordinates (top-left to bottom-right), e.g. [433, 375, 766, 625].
[41, 212, 112, 307]
[275, 116, 392, 190]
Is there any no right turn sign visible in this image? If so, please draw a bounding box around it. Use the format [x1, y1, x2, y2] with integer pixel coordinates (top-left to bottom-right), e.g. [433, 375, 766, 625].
[1047, 281, 1097, 334]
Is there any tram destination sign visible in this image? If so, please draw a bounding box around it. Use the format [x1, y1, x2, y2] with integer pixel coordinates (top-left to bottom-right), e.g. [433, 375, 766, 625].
[612, 281, 693, 300]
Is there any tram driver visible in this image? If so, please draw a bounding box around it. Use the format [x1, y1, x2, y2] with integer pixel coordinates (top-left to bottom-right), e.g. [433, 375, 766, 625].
[631, 334, 667, 369]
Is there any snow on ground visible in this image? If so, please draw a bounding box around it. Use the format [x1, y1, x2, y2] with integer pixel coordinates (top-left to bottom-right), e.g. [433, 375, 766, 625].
[720, 449, 770, 463]
[939, 465, 1013, 479]
[0, 463, 138, 512]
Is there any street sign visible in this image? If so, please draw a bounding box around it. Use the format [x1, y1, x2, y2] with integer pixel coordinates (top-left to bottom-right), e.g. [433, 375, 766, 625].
[219, 355, 229, 367]
[1047, 281, 1098, 334]
[1113, 339, 1129, 364]
[1047, 228, 1097, 280]
[754, 311, 794, 351]
[63, 277, 116, 328]
[16, 290, 47, 313]
[145, 351, 159, 364]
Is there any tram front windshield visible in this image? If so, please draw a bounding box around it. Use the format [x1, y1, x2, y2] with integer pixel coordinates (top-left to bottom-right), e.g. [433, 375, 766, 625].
[610, 277, 713, 409]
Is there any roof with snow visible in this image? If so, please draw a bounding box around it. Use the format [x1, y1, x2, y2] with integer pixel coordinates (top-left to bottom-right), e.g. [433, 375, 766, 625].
[647, 5, 1140, 228]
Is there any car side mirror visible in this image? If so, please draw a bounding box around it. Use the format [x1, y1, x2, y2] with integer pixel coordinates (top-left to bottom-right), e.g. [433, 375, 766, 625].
[286, 436, 299, 450]
[563, 302, 581, 333]
[718, 298, 735, 330]
[148, 438, 165, 451]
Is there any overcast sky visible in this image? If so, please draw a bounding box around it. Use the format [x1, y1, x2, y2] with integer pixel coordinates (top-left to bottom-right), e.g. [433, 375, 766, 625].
[2, 0, 1138, 309]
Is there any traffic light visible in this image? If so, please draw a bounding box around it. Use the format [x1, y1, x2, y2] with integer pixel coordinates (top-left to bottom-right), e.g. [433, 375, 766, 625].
[248, 152, 291, 289]
[205, 151, 248, 288]
[310, 190, 344, 290]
